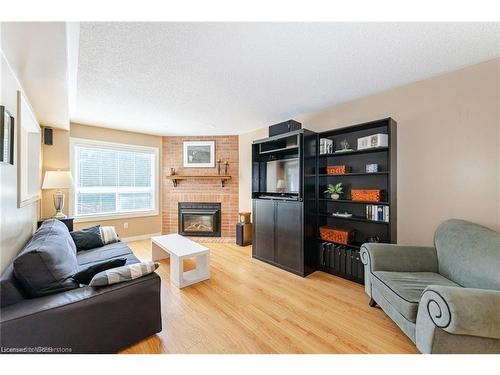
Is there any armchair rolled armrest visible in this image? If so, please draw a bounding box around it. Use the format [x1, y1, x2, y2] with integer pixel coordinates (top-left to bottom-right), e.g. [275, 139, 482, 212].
[360, 243, 438, 300]
[360, 243, 438, 273]
[418, 285, 500, 339]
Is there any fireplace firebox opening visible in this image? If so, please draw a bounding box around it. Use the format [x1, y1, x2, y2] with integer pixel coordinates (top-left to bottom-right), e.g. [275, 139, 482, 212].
[178, 202, 221, 237]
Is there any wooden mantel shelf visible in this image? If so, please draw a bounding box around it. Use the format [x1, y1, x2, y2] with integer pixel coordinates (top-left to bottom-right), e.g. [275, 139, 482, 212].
[165, 175, 232, 187]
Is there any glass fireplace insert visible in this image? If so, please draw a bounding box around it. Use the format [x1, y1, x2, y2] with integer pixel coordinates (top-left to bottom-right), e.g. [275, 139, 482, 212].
[178, 202, 221, 237]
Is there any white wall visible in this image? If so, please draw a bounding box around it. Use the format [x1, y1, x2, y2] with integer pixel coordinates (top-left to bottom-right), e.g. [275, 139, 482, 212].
[0, 35, 39, 272]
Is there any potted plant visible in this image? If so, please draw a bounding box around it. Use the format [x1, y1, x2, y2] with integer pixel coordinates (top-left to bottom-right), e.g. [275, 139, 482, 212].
[324, 183, 343, 200]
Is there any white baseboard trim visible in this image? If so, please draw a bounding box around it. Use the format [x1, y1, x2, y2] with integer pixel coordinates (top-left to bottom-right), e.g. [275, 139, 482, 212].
[121, 232, 161, 243]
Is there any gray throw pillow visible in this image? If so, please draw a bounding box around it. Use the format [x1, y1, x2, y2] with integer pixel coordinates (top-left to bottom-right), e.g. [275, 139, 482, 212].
[89, 261, 159, 287]
[13, 219, 79, 297]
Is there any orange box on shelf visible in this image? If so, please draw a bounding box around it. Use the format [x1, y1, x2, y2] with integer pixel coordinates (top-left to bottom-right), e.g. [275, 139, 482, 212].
[319, 226, 354, 245]
[326, 165, 350, 175]
[351, 189, 382, 202]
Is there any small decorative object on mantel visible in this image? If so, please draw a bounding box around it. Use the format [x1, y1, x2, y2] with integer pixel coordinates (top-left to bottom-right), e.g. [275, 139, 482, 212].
[365, 163, 379, 173]
[326, 165, 350, 175]
[357, 133, 388, 150]
[224, 160, 229, 175]
[335, 139, 353, 153]
[170, 168, 176, 175]
[216, 159, 221, 175]
[319, 226, 355, 245]
[332, 211, 353, 218]
[351, 189, 382, 202]
[324, 183, 343, 200]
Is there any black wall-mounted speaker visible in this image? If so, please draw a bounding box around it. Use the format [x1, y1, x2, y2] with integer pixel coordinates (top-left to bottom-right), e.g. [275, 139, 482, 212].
[43, 127, 53, 145]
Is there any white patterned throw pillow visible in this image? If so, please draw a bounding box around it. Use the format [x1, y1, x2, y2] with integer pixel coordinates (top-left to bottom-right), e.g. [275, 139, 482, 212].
[89, 261, 159, 287]
[99, 226, 119, 244]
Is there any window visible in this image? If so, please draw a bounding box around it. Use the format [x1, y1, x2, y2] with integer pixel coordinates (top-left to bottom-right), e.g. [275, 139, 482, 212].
[71, 138, 158, 219]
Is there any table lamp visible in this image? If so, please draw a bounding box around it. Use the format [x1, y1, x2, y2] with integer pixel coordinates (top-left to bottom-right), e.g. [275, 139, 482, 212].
[42, 170, 74, 219]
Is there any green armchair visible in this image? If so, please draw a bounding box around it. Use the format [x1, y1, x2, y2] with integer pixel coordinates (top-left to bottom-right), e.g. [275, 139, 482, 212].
[361, 219, 500, 353]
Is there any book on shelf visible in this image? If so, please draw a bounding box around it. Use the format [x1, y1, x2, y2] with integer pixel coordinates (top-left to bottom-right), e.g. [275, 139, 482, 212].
[366, 204, 389, 222]
[319, 138, 333, 154]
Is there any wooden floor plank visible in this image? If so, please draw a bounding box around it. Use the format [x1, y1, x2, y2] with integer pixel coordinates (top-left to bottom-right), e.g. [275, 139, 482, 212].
[120, 240, 418, 354]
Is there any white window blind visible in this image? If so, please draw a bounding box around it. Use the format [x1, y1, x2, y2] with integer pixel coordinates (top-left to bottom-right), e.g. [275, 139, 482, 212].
[72, 139, 157, 218]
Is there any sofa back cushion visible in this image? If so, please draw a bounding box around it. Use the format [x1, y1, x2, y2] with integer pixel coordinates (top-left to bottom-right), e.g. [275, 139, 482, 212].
[13, 219, 79, 297]
[435, 219, 500, 290]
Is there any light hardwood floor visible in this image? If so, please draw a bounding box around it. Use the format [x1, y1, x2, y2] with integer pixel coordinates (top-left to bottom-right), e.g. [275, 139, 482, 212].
[121, 240, 418, 354]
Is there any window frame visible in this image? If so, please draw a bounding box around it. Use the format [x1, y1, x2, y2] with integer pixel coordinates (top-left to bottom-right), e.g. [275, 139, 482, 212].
[70, 137, 159, 222]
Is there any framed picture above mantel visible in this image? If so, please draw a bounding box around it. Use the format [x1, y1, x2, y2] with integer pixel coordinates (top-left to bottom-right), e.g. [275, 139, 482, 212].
[183, 140, 215, 168]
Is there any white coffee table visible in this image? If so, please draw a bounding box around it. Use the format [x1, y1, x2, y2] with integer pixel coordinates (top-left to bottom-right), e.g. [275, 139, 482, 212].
[151, 234, 210, 288]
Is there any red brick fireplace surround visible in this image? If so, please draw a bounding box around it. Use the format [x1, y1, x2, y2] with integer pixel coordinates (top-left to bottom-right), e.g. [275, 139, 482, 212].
[161, 135, 239, 240]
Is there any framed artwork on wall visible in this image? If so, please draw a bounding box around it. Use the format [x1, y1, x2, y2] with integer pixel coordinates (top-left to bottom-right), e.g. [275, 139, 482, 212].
[17, 90, 42, 207]
[183, 141, 215, 168]
[0, 105, 15, 165]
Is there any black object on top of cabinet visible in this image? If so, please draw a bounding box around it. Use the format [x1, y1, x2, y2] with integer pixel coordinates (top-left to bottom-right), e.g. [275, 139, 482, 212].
[269, 119, 302, 137]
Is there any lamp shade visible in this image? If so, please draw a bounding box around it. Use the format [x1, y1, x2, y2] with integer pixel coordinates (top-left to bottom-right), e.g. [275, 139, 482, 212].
[42, 171, 74, 189]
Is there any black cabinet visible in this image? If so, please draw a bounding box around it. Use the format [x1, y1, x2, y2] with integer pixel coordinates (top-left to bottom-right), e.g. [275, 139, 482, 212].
[253, 199, 275, 262]
[275, 200, 302, 273]
[252, 199, 308, 275]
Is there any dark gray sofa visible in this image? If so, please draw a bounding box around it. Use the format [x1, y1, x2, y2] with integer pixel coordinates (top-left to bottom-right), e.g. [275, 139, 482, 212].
[0, 220, 162, 353]
[361, 219, 500, 354]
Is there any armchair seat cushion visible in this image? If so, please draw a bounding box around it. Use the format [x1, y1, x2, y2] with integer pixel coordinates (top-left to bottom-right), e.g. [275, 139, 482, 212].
[372, 271, 460, 322]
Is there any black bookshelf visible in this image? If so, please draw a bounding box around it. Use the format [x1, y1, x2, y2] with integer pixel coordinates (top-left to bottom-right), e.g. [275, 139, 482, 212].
[315, 118, 397, 284]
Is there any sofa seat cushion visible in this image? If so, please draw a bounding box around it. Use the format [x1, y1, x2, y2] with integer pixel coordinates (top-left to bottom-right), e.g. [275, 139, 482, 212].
[77, 242, 139, 269]
[372, 271, 460, 322]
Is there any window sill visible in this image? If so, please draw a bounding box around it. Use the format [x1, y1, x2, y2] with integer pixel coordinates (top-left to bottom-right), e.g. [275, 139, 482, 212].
[74, 210, 159, 223]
